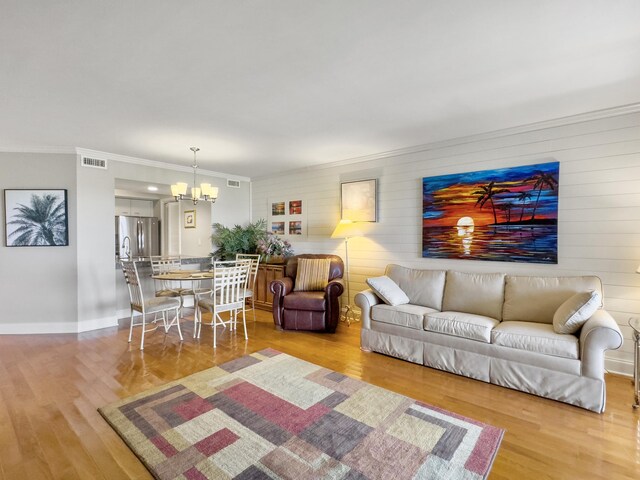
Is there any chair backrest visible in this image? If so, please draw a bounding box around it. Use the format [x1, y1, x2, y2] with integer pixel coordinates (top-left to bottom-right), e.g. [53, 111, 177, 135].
[121, 260, 145, 309]
[150, 256, 182, 274]
[236, 253, 260, 287]
[285, 254, 344, 282]
[212, 263, 249, 310]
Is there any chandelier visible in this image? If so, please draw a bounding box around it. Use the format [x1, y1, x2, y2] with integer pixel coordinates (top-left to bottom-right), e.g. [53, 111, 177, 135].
[171, 147, 219, 205]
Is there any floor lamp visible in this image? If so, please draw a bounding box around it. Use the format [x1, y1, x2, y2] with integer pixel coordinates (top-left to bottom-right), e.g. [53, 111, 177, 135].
[331, 220, 362, 326]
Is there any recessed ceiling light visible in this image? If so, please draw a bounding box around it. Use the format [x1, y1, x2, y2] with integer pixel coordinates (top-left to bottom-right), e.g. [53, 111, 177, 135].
[147, 186, 158, 191]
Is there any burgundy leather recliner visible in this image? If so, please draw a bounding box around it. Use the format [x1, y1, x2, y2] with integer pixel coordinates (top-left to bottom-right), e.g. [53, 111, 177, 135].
[269, 254, 344, 332]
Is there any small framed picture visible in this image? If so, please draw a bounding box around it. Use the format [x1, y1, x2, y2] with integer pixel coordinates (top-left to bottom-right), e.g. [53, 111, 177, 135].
[341, 179, 377, 222]
[184, 210, 196, 229]
[4, 189, 69, 246]
[289, 221, 302, 235]
[272, 202, 285, 216]
[271, 221, 285, 235]
[289, 200, 302, 215]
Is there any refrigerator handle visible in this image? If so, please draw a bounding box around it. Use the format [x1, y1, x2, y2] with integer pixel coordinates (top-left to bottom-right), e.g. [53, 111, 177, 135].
[137, 220, 142, 254]
[138, 220, 145, 255]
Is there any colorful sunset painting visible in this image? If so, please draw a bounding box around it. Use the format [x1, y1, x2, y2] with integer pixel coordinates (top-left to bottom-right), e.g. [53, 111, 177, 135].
[422, 161, 559, 264]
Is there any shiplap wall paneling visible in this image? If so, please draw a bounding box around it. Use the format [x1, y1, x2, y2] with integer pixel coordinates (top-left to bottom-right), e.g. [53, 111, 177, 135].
[252, 108, 640, 375]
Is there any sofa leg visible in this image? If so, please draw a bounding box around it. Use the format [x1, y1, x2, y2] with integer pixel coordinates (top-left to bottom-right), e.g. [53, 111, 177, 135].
[361, 346, 372, 352]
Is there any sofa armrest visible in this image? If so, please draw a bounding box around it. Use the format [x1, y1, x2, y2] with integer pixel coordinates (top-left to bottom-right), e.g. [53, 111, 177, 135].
[579, 309, 623, 379]
[355, 289, 383, 330]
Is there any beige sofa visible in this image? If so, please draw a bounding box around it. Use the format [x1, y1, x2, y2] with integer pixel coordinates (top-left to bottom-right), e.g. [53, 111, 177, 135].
[355, 265, 623, 413]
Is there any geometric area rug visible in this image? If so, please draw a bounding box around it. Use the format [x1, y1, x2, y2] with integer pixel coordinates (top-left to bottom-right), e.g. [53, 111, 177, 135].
[99, 349, 504, 479]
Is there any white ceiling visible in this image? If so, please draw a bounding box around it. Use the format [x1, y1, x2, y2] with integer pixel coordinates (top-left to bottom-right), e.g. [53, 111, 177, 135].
[2, 1, 640, 178]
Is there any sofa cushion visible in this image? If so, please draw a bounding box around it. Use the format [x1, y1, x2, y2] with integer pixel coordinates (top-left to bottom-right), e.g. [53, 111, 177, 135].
[425, 311, 499, 343]
[283, 291, 326, 311]
[491, 321, 579, 359]
[371, 304, 437, 330]
[294, 258, 331, 291]
[503, 275, 603, 324]
[441, 271, 505, 320]
[553, 290, 601, 334]
[366, 275, 410, 306]
[385, 264, 446, 310]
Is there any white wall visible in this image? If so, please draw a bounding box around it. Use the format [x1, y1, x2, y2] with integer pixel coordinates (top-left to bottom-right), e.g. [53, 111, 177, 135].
[251, 106, 640, 375]
[0, 153, 79, 331]
[0, 152, 252, 333]
[180, 200, 212, 257]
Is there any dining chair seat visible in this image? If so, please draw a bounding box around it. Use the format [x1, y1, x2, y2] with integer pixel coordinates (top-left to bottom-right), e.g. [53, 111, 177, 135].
[132, 297, 181, 314]
[156, 288, 183, 298]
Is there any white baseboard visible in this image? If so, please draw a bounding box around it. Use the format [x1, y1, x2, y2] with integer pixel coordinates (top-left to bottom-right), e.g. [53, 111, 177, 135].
[0, 315, 118, 334]
[605, 358, 633, 377]
[77, 315, 119, 332]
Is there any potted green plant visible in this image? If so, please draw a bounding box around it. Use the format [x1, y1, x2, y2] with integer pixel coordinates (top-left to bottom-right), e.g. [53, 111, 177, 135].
[210, 219, 268, 260]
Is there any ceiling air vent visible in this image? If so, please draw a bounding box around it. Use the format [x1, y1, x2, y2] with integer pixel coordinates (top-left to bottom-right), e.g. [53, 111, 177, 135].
[81, 156, 107, 169]
[227, 179, 241, 188]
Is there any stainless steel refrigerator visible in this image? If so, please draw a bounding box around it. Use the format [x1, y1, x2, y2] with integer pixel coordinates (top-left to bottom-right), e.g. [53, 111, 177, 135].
[115, 216, 160, 259]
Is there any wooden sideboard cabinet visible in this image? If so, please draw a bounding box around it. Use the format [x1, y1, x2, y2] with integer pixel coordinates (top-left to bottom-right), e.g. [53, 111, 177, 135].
[254, 263, 286, 311]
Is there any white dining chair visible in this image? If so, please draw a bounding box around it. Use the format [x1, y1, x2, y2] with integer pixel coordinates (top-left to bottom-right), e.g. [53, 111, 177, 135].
[121, 260, 183, 350]
[236, 253, 261, 322]
[150, 256, 184, 298]
[194, 262, 250, 348]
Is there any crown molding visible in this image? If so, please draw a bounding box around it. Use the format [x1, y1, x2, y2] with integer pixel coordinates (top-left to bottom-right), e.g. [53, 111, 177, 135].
[0, 145, 250, 182]
[0, 145, 77, 154]
[75, 148, 250, 183]
[254, 102, 640, 179]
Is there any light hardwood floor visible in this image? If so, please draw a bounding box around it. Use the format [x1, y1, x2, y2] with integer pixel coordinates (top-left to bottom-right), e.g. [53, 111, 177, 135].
[0, 310, 637, 479]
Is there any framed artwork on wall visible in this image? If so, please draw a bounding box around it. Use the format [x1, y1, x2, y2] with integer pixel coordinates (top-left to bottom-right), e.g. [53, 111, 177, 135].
[4, 189, 69, 247]
[184, 209, 196, 229]
[268, 198, 306, 237]
[422, 161, 559, 264]
[341, 179, 377, 222]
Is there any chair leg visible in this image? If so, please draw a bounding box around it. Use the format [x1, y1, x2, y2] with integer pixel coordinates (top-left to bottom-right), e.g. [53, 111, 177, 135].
[251, 296, 256, 322]
[194, 303, 198, 338]
[242, 304, 248, 340]
[175, 307, 183, 340]
[140, 313, 146, 350]
[213, 310, 217, 348]
[128, 311, 134, 343]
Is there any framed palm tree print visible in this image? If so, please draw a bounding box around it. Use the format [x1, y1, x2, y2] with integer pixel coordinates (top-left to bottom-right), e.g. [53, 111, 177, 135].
[4, 189, 69, 247]
[422, 162, 559, 264]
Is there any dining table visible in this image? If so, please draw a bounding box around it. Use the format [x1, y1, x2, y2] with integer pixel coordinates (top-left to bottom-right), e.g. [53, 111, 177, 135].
[150, 270, 214, 318]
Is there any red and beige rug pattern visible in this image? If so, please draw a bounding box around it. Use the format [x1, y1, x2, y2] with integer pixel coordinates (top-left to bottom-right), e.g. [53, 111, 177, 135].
[99, 349, 504, 479]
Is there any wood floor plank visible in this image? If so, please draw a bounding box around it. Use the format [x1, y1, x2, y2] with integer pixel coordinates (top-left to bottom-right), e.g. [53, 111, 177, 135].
[0, 310, 638, 479]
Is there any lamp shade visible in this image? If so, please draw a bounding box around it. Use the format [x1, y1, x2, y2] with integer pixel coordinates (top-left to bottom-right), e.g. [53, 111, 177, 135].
[331, 219, 363, 239]
[637, 264, 640, 274]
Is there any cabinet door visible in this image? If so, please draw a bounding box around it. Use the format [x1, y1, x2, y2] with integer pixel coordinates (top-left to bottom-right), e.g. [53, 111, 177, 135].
[115, 198, 130, 216]
[254, 264, 285, 310]
[131, 200, 153, 217]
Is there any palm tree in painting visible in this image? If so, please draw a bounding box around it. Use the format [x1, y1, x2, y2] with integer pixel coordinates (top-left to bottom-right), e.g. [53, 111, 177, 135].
[527, 172, 558, 221]
[7, 193, 67, 246]
[499, 202, 514, 223]
[473, 181, 510, 225]
[516, 191, 532, 222]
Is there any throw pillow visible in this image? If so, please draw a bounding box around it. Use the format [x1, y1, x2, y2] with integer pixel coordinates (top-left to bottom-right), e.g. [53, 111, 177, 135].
[553, 290, 601, 334]
[294, 258, 332, 291]
[367, 275, 410, 306]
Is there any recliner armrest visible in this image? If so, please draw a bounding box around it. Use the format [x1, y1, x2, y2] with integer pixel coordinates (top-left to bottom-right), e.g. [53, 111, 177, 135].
[579, 309, 623, 379]
[325, 279, 345, 298]
[355, 289, 383, 330]
[270, 277, 294, 297]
